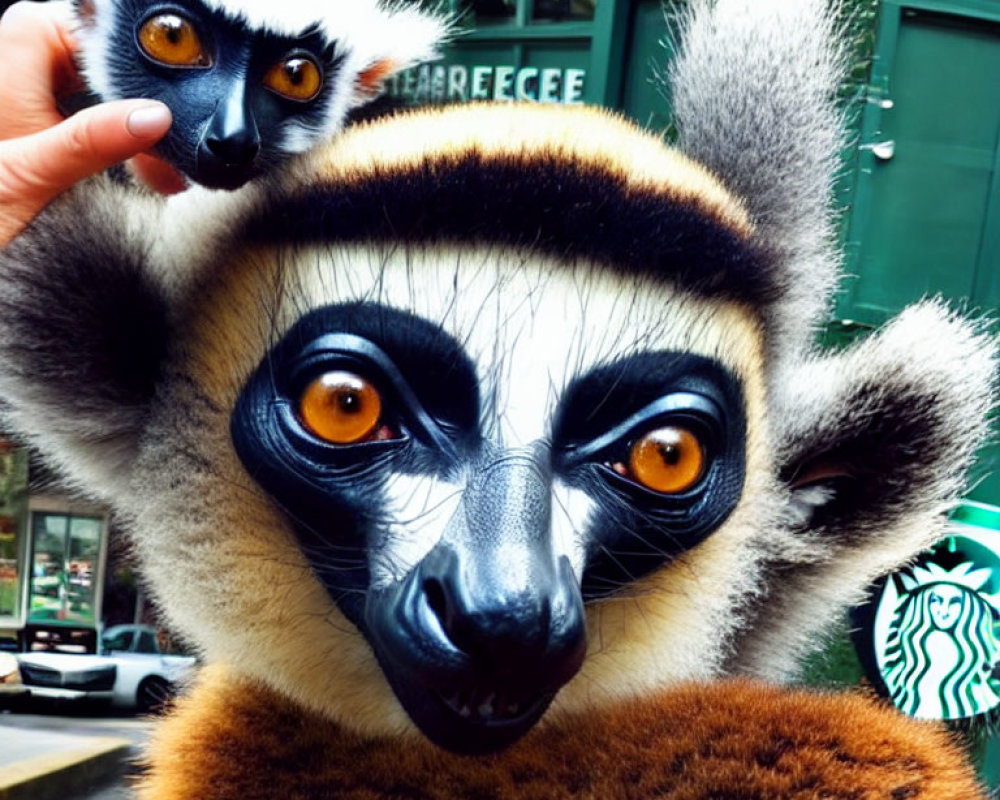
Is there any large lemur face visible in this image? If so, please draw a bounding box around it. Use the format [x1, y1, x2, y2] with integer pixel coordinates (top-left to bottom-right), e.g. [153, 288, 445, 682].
[109, 105, 787, 754]
[223, 253, 760, 752]
[0, 0, 994, 760]
[72, 0, 446, 189]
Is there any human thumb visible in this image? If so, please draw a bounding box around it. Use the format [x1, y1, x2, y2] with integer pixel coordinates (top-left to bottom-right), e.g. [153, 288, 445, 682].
[0, 99, 171, 245]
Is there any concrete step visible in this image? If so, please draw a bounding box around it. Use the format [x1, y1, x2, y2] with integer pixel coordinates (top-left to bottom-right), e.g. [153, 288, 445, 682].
[0, 728, 132, 800]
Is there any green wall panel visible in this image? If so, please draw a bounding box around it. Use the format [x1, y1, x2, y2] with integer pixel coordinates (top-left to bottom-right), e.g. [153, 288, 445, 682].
[841, 3, 1000, 508]
[843, 9, 1000, 322]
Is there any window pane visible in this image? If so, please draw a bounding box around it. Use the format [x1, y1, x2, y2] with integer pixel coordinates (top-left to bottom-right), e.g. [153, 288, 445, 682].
[29, 513, 102, 626]
[470, 0, 516, 23]
[67, 517, 100, 625]
[102, 629, 133, 652]
[533, 0, 595, 21]
[0, 443, 27, 620]
[29, 514, 67, 623]
[136, 630, 159, 653]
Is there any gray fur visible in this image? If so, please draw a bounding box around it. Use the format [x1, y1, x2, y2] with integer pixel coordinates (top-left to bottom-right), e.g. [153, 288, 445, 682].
[736, 302, 998, 677]
[0, 181, 166, 500]
[669, 0, 847, 365]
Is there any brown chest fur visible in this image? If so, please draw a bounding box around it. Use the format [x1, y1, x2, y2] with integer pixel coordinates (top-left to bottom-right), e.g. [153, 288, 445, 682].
[136, 667, 986, 800]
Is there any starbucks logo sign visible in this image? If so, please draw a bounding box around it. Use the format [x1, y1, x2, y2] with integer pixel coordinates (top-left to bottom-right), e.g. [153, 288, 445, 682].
[853, 520, 1000, 722]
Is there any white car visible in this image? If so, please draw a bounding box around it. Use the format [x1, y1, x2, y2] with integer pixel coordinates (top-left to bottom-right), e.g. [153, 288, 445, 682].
[0, 651, 28, 710]
[17, 624, 196, 712]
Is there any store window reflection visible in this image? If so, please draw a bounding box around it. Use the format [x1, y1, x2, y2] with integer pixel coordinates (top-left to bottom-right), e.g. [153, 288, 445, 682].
[469, 0, 516, 22]
[533, 0, 596, 22]
[0, 516, 17, 619]
[0, 441, 27, 622]
[29, 513, 102, 626]
[460, 0, 597, 23]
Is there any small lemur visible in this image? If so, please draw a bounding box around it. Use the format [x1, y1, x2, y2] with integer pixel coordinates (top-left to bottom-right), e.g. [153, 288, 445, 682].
[71, 0, 449, 189]
[0, 0, 996, 796]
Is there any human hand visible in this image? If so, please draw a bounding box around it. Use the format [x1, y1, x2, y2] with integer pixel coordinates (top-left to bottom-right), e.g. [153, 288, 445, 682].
[0, 1, 177, 247]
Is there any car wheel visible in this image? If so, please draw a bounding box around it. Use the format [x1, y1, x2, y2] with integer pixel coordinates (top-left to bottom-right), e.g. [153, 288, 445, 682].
[136, 676, 174, 714]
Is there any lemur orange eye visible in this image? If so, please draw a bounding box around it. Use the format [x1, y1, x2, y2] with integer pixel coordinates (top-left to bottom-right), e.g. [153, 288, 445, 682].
[299, 372, 382, 444]
[264, 56, 323, 102]
[138, 14, 209, 67]
[627, 426, 705, 494]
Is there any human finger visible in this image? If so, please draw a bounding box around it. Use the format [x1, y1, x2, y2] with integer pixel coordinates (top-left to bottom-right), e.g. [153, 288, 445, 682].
[0, 100, 172, 245]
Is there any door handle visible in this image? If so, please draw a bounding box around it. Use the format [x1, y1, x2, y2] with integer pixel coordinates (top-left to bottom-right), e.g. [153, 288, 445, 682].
[859, 140, 895, 161]
[867, 96, 894, 109]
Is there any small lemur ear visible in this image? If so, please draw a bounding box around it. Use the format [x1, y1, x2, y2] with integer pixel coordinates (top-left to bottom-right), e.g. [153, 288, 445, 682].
[0, 179, 170, 501]
[354, 60, 397, 103]
[732, 302, 997, 677]
[73, 0, 97, 27]
[347, 4, 452, 106]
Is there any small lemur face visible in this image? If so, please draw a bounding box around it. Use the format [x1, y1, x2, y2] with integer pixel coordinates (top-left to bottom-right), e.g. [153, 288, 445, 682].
[73, 0, 447, 189]
[93, 0, 340, 189]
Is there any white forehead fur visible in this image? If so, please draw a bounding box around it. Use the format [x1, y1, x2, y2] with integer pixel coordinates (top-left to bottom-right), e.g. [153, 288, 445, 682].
[82, 0, 447, 51]
[194, 0, 444, 42]
[127, 241, 771, 733]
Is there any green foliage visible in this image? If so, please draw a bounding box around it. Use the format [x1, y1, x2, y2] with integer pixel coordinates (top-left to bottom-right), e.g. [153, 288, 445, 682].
[836, 0, 881, 110]
[0, 577, 15, 617]
[800, 614, 867, 688]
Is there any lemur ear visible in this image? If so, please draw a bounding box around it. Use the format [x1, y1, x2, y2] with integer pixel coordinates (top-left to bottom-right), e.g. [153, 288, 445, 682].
[776, 303, 995, 547]
[354, 60, 397, 103]
[0, 179, 170, 501]
[347, 4, 452, 105]
[733, 302, 997, 676]
[73, 0, 96, 26]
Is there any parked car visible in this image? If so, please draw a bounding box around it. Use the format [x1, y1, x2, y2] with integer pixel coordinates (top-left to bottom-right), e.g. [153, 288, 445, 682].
[0, 651, 28, 710]
[17, 624, 196, 712]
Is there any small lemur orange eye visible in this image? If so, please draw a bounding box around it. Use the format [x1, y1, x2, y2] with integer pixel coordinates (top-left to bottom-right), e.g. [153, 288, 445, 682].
[264, 56, 323, 102]
[138, 14, 209, 67]
[627, 426, 705, 494]
[299, 372, 382, 444]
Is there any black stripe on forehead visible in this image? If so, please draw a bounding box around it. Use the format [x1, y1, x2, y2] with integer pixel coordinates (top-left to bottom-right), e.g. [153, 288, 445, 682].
[243, 152, 781, 308]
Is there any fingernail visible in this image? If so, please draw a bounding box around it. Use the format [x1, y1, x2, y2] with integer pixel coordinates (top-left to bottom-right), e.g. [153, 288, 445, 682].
[126, 104, 172, 139]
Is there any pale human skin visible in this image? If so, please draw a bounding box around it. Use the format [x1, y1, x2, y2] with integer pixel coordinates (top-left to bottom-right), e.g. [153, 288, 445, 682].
[0, 1, 181, 247]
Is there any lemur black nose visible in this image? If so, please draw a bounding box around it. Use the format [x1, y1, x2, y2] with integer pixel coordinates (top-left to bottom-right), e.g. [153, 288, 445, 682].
[418, 448, 588, 683]
[203, 88, 261, 168]
[205, 135, 260, 167]
[421, 551, 586, 683]
[362, 446, 587, 754]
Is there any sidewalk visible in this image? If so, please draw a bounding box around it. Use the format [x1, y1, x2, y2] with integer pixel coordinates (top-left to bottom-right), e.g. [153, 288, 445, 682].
[0, 719, 135, 800]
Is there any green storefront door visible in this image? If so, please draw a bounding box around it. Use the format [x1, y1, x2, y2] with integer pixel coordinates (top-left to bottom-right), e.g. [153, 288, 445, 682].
[842, 1, 1000, 506]
[28, 513, 103, 627]
[837, 8, 1000, 785]
[843, 4, 1000, 323]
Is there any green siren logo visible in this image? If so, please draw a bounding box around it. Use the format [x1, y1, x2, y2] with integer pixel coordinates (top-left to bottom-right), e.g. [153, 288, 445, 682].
[856, 524, 1000, 722]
